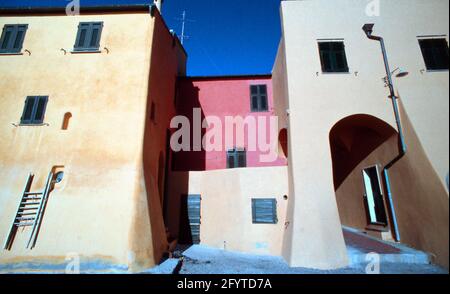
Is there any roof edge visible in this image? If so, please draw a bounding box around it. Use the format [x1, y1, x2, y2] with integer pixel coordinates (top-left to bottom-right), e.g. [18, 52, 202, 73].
[180, 74, 272, 81]
[0, 4, 152, 15]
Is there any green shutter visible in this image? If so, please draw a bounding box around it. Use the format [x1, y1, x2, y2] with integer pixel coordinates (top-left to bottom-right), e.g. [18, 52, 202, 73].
[0, 24, 27, 53]
[252, 199, 278, 224]
[74, 22, 103, 51]
[187, 195, 201, 244]
[20, 96, 36, 124]
[34, 96, 48, 123]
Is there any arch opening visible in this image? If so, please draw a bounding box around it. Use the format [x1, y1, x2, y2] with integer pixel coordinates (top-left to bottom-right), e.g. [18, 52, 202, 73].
[329, 114, 398, 190]
[329, 114, 399, 235]
[279, 128, 288, 159]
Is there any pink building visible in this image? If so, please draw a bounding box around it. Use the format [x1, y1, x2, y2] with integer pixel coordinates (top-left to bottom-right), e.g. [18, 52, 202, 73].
[173, 75, 287, 171]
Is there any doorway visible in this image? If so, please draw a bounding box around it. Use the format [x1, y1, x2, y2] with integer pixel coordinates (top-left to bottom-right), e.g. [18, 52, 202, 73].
[362, 165, 388, 225]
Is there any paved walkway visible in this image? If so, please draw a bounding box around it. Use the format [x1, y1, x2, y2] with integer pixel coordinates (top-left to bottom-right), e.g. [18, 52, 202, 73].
[174, 245, 447, 274]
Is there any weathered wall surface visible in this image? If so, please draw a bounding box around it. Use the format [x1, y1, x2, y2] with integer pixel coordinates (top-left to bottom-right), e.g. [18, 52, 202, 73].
[129, 9, 187, 272]
[168, 166, 289, 256]
[0, 10, 185, 272]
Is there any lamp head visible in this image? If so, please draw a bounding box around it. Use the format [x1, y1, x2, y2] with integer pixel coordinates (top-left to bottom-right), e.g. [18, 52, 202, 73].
[395, 69, 409, 78]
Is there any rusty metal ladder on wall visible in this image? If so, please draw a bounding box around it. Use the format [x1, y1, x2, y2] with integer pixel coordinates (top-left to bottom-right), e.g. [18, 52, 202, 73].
[3, 172, 54, 250]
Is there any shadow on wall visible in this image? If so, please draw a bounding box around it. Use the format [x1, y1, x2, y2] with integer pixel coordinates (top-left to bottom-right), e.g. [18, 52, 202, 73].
[172, 80, 206, 172]
[329, 114, 398, 190]
[165, 80, 207, 246]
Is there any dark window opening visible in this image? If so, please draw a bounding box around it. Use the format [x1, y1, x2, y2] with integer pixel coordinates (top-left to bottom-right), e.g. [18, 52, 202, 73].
[419, 38, 449, 70]
[318, 41, 349, 73]
[74, 22, 103, 52]
[252, 199, 278, 224]
[20, 96, 48, 125]
[250, 85, 269, 112]
[0, 24, 28, 54]
[227, 148, 246, 169]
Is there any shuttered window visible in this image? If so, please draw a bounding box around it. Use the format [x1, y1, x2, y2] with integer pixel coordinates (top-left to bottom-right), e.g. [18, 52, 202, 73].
[227, 148, 246, 169]
[318, 41, 349, 73]
[250, 85, 268, 112]
[20, 96, 48, 125]
[187, 195, 201, 244]
[74, 22, 103, 52]
[0, 24, 28, 54]
[252, 199, 278, 224]
[419, 38, 449, 70]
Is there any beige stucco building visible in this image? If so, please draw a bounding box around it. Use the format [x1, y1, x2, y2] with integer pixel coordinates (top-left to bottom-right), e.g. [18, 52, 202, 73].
[0, 4, 186, 272]
[273, 0, 449, 269]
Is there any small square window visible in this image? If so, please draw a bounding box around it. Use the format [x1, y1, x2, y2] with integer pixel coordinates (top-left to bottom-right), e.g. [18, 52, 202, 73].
[318, 41, 349, 73]
[0, 24, 28, 54]
[252, 199, 278, 224]
[227, 148, 246, 169]
[419, 38, 449, 70]
[20, 96, 48, 125]
[74, 22, 103, 52]
[250, 85, 269, 112]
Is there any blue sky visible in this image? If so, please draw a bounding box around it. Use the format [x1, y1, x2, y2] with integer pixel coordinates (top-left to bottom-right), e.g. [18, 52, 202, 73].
[0, 0, 282, 76]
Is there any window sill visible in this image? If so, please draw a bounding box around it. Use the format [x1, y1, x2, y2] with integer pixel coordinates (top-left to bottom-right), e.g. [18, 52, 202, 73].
[12, 123, 50, 127]
[321, 71, 351, 75]
[365, 223, 389, 232]
[0, 52, 24, 56]
[250, 110, 270, 113]
[71, 50, 102, 54]
[424, 69, 449, 73]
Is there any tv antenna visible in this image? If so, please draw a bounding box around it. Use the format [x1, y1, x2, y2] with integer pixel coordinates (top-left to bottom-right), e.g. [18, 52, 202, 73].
[175, 10, 195, 45]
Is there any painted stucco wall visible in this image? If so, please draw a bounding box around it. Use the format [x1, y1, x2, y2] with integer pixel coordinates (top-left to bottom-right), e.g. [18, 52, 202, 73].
[0, 10, 186, 273]
[175, 77, 287, 171]
[168, 166, 289, 256]
[275, 0, 449, 269]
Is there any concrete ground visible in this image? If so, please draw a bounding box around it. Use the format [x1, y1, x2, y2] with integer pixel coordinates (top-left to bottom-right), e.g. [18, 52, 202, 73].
[147, 228, 448, 274]
[171, 245, 448, 275]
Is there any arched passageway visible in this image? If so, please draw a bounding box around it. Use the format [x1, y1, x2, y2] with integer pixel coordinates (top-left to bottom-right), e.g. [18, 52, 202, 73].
[329, 114, 398, 233]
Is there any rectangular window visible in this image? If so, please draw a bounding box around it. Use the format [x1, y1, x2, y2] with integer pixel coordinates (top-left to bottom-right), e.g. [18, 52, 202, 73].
[318, 41, 349, 73]
[227, 148, 246, 169]
[252, 199, 278, 224]
[20, 96, 48, 125]
[74, 22, 103, 52]
[250, 85, 269, 112]
[0, 24, 28, 54]
[362, 166, 388, 226]
[419, 38, 449, 70]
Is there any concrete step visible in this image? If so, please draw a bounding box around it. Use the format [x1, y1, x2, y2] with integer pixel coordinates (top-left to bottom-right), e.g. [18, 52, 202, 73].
[343, 227, 431, 266]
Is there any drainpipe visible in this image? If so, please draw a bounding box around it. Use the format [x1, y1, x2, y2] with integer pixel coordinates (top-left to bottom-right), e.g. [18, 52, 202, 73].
[362, 24, 406, 242]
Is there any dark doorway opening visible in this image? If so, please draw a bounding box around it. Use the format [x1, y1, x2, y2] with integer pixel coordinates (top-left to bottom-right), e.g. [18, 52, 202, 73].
[362, 166, 388, 225]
